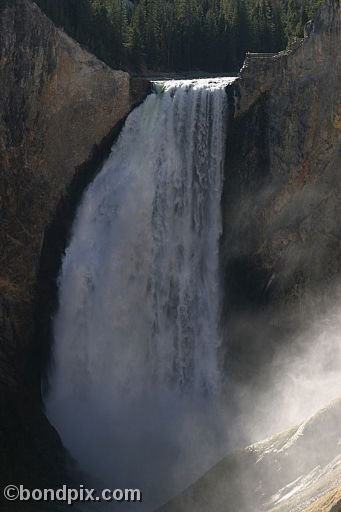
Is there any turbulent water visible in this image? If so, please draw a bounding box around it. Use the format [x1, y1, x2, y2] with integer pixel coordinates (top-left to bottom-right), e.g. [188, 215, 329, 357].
[45, 78, 234, 509]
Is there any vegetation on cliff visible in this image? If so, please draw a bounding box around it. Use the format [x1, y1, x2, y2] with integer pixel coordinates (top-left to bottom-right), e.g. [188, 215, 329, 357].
[35, 0, 323, 72]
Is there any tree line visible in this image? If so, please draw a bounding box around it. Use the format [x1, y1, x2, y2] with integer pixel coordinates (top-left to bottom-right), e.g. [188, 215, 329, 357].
[35, 0, 323, 72]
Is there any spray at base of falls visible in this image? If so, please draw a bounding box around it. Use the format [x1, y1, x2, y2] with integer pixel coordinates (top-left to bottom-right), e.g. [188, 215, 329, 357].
[45, 78, 235, 509]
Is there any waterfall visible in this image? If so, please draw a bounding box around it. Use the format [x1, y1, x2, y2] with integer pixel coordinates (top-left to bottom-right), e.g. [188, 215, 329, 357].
[45, 78, 234, 509]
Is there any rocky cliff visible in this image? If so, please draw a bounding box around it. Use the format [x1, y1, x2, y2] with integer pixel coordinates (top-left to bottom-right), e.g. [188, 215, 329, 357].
[222, 0, 341, 381]
[0, 0, 149, 489]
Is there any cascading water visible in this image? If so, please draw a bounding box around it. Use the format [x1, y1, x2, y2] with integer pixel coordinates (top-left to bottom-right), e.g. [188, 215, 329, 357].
[45, 78, 234, 509]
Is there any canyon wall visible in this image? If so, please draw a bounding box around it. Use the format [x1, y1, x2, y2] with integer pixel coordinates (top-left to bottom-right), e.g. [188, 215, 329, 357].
[222, 0, 341, 380]
[0, 0, 149, 488]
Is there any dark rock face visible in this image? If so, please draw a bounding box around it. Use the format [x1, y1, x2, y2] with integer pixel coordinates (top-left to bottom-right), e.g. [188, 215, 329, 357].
[0, 0, 149, 487]
[222, 0, 341, 380]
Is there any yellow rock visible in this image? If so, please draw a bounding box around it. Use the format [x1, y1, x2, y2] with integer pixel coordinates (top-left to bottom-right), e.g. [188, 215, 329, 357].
[302, 486, 341, 512]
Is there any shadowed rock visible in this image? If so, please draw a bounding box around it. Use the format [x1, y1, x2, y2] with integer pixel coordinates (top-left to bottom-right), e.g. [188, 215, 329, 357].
[222, 0, 341, 382]
[0, 0, 149, 488]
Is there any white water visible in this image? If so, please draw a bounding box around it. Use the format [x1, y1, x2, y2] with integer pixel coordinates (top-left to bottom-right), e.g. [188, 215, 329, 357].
[45, 78, 234, 509]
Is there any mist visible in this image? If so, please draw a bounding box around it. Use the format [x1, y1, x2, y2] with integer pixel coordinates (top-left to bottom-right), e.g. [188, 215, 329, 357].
[231, 286, 341, 446]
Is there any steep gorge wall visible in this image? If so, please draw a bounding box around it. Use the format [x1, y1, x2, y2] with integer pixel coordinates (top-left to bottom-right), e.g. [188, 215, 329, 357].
[222, 0, 341, 379]
[0, 0, 149, 488]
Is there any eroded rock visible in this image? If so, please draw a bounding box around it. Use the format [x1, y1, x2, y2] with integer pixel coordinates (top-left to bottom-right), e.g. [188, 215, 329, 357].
[0, 0, 149, 487]
[222, 0, 341, 379]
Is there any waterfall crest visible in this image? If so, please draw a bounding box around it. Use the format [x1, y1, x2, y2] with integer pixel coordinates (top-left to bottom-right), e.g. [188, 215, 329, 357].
[45, 78, 234, 508]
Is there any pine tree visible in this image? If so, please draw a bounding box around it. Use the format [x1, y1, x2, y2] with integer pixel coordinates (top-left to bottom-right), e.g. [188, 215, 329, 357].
[35, 0, 324, 73]
[286, 0, 303, 39]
